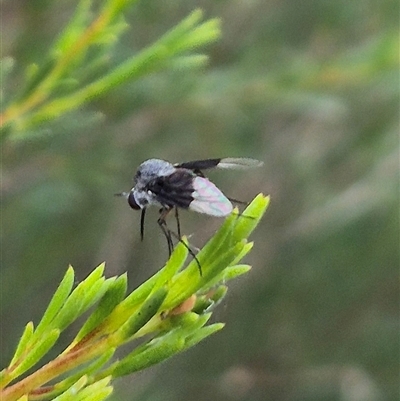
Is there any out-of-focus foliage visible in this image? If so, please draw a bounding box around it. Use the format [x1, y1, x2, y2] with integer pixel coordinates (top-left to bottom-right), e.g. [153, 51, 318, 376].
[1, 0, 398, 400]
[0, 2, 220, 136]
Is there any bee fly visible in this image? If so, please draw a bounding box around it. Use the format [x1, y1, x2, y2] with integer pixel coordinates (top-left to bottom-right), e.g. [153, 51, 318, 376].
[116, 158, 263, 275]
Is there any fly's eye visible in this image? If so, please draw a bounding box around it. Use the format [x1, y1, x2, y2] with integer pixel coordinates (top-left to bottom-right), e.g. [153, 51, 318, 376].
[128, 192, 141, 210]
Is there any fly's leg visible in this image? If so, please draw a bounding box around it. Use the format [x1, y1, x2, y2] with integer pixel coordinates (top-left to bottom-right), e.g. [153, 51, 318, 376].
[175, 208, 181, 239]
[158, 208, 174, 256]
[157, 207, 203, 276]
[167, 229, 203, 276]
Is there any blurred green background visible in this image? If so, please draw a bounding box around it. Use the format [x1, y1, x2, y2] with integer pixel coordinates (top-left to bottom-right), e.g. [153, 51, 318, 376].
[1, 0, 399, 400]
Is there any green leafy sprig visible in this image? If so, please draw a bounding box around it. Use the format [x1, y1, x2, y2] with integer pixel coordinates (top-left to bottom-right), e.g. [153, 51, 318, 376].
[0, 194, 269, 401]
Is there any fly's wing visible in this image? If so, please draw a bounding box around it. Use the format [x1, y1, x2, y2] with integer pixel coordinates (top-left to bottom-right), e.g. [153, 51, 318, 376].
[216, 157, 263, 169]
[189, 176, 233, 217]
[176, 158, 263, 172]
[175, 159, 221, 171]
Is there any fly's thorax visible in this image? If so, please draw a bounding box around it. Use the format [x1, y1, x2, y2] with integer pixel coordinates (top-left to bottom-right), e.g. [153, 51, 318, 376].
[134, 159, 175, 185]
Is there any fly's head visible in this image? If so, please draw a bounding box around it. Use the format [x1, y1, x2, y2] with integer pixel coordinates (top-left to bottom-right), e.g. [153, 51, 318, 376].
[129, 159, 176, 210]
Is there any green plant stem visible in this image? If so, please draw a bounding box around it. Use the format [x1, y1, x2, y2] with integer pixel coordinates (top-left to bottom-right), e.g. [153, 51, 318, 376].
[1, 336, 117, 401]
